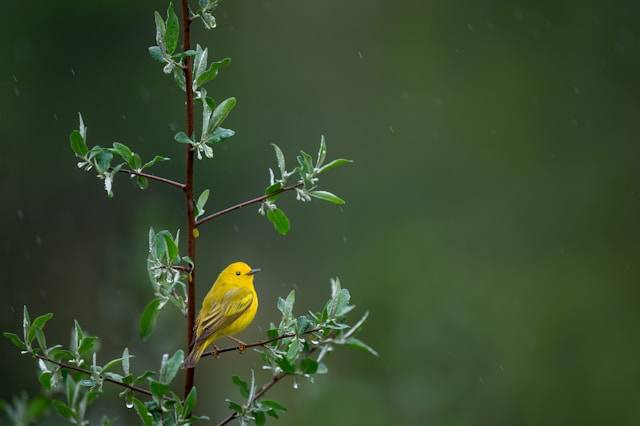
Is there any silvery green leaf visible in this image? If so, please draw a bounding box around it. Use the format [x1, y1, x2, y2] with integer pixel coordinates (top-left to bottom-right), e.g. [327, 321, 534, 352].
[148, 46, 164, 62]
[154, 11, 166, 51]
[271, 144, 286, 179]
[203, 143, 213, 158]
[309, 190, 346, 205]
[195, 189, 210, 219]
[78, 112, 87, 140]
[195, 57, 231, 88]
[344, 337, 378, 356]
[143, 155, 170, 169]
[201, 12, 216, 29]
[163, 62, 174, 74]
[193, 45, 208, 82]
[318, 158, 353, 174]
[208, 97, 236, 132]
[174, 131, 193, 144]
[316, 135, 327, 168]
[173, 67, 186, 91]
[208, 127, 235, 144]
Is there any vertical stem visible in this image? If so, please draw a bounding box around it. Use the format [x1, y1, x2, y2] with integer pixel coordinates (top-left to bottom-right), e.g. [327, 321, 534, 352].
[180, 0, 197, 398]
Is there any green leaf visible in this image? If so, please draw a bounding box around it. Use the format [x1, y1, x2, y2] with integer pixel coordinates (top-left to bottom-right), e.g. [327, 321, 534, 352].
[232, 375, 249, 398]
[163, 231, 180, 262]
[195, 189, 210, 219]
[345, 337, 379, 356]
[52, 400, 74, 419]
[132, 398, 153, 426]
[254, 411, 266, 425]
[264, 182, 283, 201]
[284, 290, 295, 316]
[208, 97, 236, 132]
[78, 336, 98, 355]
[129, 153, 143, 170]
[309, 190, 346, 205]
[300, 358, 318, 374]
[148, 46, 164, 62]
[139, 298, 162, 341]
[195, 58, 231, 88]
[38, 371, 53, 390]
[165, 2, 179, 54]
[174, 131, 193, 144]
[110, 142, 133, 163]
[69, 130, 88, 156]
[28, 313, 53, 344]
[261, 400, 287, 412]
[226, 399, 243, 414]
[182, 386, 198, 418]
[143, 155, 170, 169]
[276, 356, 295, 374]
[150, 380, 169, 397]
[266, 208, 290, 236]
[160, 350, 184, 384]
[3, 332, 26, 350]
[136, 176, 149, 190]
[318, 158, 353, 174]
[154, 11, 166, 50]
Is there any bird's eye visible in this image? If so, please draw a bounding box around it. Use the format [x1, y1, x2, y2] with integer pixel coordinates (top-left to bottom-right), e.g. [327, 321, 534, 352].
[235, 271, 241, 276]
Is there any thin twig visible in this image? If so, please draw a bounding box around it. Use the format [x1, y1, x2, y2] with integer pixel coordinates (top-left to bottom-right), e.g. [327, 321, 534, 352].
[33, 354, 152, 397]
[201, 327, 322, 359]
[118, 168, 186, 190]
[180, 0, 197, 399]
[195, 183, 303, 226]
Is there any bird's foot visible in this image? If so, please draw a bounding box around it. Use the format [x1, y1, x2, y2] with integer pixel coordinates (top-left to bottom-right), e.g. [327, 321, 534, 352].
[229, 336, 248, 353]
[212, 345, 221, 359]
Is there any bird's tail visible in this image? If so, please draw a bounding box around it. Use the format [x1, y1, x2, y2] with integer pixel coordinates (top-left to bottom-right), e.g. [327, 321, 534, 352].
[184, 343, 206, 368]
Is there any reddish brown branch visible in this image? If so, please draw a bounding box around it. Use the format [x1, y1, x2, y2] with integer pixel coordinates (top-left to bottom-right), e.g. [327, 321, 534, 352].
[201, 327, 321, 359]
[180, 0, 197, 398]
[34, 353, 152, 397]
[118, 168, 185, 190]
[195, 183, 303, 227]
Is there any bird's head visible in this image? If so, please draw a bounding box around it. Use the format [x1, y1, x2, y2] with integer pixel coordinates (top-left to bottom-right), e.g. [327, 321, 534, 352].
[221, 261, 261, 287]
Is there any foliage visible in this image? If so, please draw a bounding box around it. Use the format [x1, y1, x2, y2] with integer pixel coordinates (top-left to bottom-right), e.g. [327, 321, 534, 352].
[3, 0, 371, 425]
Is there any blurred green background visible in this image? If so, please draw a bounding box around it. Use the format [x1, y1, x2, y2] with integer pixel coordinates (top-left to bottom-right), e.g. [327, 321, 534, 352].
[3, 0, 640, 424]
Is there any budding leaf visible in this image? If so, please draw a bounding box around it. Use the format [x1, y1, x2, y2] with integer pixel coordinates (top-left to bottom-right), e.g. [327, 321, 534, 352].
[160, 349, 184, 384]
[232, 375, 249, 398]
[148, 46, 164, 62]
[174, 131, 193, 144]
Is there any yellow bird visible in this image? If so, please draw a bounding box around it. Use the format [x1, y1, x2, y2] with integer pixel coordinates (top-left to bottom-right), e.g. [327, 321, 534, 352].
[184, 262, 260, 368]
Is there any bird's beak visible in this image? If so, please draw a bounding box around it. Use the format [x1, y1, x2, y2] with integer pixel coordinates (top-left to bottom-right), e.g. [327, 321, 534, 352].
[246, 268, 261, 275]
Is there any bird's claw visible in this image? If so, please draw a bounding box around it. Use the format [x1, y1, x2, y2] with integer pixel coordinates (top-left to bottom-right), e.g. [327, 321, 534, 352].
[213, 345, 221, 359]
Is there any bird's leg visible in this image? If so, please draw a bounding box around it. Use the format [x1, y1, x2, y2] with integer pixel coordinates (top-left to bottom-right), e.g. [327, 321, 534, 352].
[228, 336, 248, 353]
[212, 345, 221, 359]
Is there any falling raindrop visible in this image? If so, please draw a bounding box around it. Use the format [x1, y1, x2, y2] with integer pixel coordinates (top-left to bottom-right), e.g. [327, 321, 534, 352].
[292, 379, 299, 389]
[126, 401, 134, 409]
[53, 113, 59, 120]
[357, 51, 364, 59]
[14, 88, 20, 97]
[70, 68, 76, 77]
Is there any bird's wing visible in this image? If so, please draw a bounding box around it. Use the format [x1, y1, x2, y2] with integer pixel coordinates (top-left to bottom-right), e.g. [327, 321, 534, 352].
[194, 287, 254, 345]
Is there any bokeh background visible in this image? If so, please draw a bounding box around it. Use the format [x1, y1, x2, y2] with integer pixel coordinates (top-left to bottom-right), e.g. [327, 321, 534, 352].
[2, 0, 640, 424]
